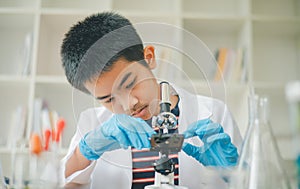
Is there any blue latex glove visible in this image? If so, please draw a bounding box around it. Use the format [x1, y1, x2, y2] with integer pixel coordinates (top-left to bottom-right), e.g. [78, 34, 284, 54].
[182, 118, 238, 167]
[79, 114, 155, 160]
[101, 114, 156, 149]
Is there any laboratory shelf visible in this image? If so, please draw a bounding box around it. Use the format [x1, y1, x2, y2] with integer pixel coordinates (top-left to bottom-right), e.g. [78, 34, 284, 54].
[0, 8, 36, 14]
[41, 0, 111, 10]
[112, 0, 178, 14]
[0, 0, 299, 185]
[182, 18, 246, 53]
[40, 8, 98, 16]
[35, 75, 68, 84]
[252, 19, 300, 36]
[0, 147, 68, 156]
[37, 14, 88, 76]
[252, 20, 300, 83]
[251, 0, 300, 17]
[251, 15, 300, 22]
[0, 0, 39, 9]
[119, 12, 180, 21]
[0, 148, 29, 154]
[182, 14, 247, 20]
[182, 0, 248, 16]
[0, 13, 35, 76]
[0, 75, 31, 83]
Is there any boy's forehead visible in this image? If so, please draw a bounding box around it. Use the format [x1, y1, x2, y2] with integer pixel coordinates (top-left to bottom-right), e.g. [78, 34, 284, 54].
[91, 60, 137, 88]
[105, 59, 137, 77]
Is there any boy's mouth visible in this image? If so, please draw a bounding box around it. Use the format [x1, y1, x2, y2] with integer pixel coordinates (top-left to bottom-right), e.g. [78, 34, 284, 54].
[131, 105, 148, 118]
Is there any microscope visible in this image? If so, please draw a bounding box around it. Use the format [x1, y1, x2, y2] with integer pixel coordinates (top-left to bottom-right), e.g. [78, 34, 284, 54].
[145, 82, 188, 189]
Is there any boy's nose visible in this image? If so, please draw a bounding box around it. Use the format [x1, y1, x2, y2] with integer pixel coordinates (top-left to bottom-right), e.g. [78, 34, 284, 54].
[121, 93, 138, 114]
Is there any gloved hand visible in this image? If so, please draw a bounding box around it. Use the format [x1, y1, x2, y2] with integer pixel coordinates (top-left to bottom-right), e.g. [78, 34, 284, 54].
[182, 118, 238, 167]
[101, 114, 156, 149]
[79, 114, 155, 160]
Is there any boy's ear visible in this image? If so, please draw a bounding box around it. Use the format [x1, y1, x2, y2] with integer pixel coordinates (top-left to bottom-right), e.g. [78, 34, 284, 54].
[144, 45, 156, 69]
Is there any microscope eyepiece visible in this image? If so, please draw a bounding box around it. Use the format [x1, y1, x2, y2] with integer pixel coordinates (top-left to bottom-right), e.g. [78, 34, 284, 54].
[160, 82, 171, 113]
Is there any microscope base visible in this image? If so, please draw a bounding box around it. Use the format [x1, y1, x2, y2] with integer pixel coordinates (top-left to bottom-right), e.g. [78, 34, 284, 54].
[145, 184, 188, 189]
[144, 173, 188, 189]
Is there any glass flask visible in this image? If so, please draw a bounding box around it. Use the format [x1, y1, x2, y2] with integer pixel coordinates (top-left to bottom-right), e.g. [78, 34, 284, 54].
[230, 94, 291, 189]
[285, 81, 300, 189]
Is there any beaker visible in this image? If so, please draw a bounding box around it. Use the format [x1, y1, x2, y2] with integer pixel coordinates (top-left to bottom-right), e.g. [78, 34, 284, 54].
[230, 94, 291, 189]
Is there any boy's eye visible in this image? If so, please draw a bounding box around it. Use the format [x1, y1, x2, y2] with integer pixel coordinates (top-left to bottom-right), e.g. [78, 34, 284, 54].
[105, 97, 114, 103]
[126, 77, 137, 89]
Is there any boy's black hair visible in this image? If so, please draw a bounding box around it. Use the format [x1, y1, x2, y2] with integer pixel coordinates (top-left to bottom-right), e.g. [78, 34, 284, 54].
[61, 12, 147, 94]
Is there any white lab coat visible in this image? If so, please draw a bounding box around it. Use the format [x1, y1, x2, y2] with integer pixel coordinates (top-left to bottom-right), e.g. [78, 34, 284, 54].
[61, 85, 242, 189]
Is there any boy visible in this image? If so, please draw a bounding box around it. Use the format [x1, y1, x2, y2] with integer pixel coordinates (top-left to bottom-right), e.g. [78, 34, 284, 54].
[61, 12, 242, 189]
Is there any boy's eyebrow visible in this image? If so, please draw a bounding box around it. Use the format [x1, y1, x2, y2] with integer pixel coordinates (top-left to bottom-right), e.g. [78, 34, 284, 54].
[96, 72, 132, 100]
[118, 72, 132, 89]
[96, 94, 111, 100]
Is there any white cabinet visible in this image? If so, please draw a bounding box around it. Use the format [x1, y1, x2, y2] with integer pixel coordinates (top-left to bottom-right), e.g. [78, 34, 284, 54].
[251, 1, 300, 162]
[0, 0, 299, 180]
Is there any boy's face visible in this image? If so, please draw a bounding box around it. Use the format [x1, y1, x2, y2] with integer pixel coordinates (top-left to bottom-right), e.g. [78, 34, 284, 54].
[84, 57, 160, 120]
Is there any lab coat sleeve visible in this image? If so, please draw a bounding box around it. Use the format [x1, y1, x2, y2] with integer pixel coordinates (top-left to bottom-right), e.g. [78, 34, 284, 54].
[61, 109, 99, 185]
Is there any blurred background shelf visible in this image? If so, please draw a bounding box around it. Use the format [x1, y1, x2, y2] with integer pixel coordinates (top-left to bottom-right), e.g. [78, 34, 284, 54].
[0, 0, 299, 186]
